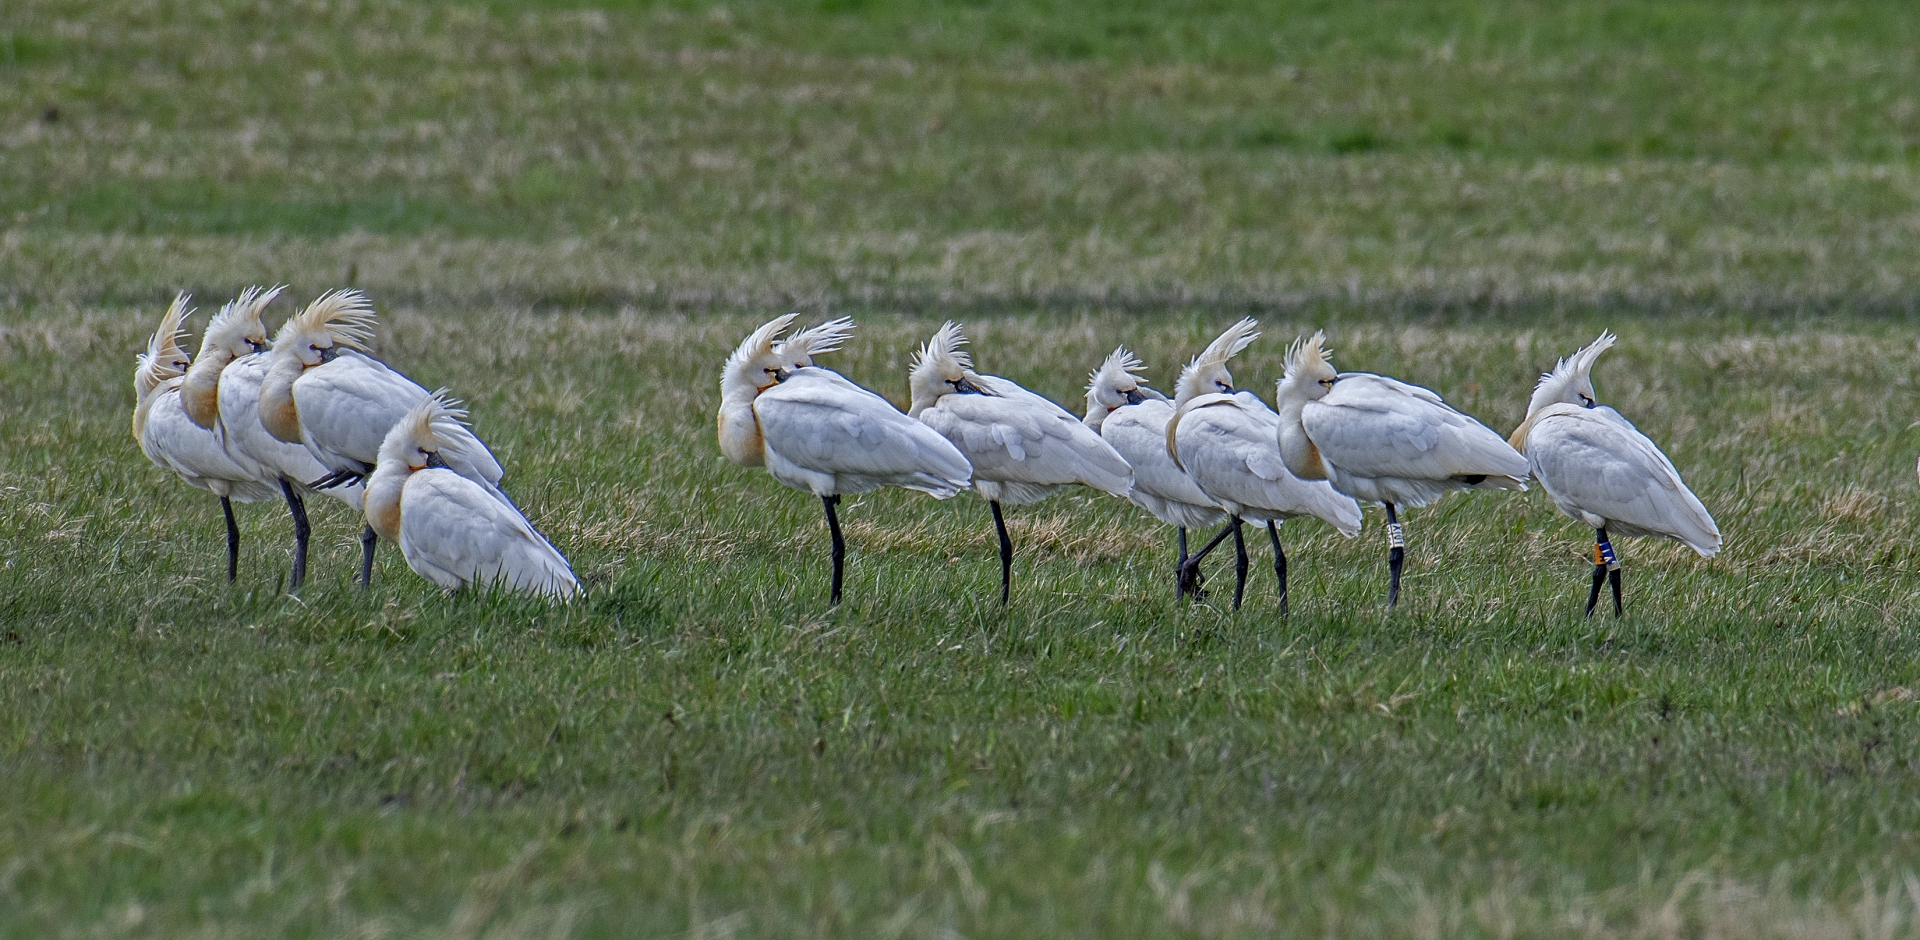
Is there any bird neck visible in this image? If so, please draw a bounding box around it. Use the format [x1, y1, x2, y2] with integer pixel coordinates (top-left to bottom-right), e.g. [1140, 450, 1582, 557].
[716, 397, 765, 467]
[363, 461, 408, 544]
[259, 354, 306, 444]
[1272, 394, 1329, 481]
[179, 350, 231, 430]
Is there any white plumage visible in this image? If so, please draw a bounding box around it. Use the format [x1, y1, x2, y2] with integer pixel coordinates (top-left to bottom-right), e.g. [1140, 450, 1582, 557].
[718, 314, 971, 605]
[1511, 332, 1719, 616]
[133, 294, 281, 583]
[1274, 331, 1528, 607]
[1083, 346, 1228, 598]
[909, 322, 1132, 602]
[364, 393, 577, 598]
[259, 289, 505, 585]
[1162, 319, 1362, 610]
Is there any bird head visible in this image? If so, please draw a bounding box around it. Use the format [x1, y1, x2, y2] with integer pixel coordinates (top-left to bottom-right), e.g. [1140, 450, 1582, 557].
[1173, 318, 1258, 408]
[200, 285, 284, 360]
[1278, 330, 1340, 403]
[722, 313, 799, 400]
[135, 293, 194, 397]
[1526, 331, 1615, 417]
[1084, 345, 1162, 425]
[270, 289, 377, 369]
[379, 388, 475, 474]
[772, 316, 855, 372]
[908, 321, 988, 415]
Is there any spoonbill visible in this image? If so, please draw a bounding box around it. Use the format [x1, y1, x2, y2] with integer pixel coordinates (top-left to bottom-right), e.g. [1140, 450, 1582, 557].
[260, 289, 504, 586]
[718, 314, 971, 606]
[1509, 332, 1719, 616]
[1274, 331, 1528, 608]
[134, 294, 281, 582]
[1082, 346, 1228, 599]
[365, 391, 578, 597]
[1163, 319, 1362, 612]
[180, 286, 363, 590]
[909, 322, 1132, 604]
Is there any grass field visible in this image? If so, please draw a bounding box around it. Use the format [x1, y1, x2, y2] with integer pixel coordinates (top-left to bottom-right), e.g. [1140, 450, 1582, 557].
[7, 0, 1920, 936]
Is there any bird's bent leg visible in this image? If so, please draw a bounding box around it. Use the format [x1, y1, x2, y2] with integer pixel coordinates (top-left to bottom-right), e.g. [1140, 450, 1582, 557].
[280, 478, 310, 592]
[1384, 502, 1405, 609]
[358, 524, 377, 589]
[990, 500, 1013, 606]
[1267, 521, 1288, 616]
[221, 496, 240, 584]
[1181, 520, 1237, 577]
[1230, 518, 1248, 612]
[1597, 527, 1624, 618]
[822, 495, 845, 606]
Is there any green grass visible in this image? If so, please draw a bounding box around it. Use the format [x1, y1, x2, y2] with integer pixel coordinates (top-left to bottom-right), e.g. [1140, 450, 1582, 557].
[6, 0, 1920, 935]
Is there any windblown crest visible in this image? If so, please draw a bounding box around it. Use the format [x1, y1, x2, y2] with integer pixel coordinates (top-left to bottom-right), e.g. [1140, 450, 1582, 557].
[777, 316, 855, 366]
[1174, 318, 1258, 405]
[145, 293, 193, 373]
[1525, 331, 1617, 416]
[1284, 330, 1335, 380]
[1087, 346, 1147, 394]
[203, 284, 285, 354]
[728, 313, 798, 368]
[288, 289, 379, 352]
[911, 321, 973, 379]
[397, 388, 482, 468]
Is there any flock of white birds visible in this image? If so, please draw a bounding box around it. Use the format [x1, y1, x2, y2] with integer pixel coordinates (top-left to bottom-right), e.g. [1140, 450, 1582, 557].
[133, 289, 1721, 614]
[720, 313, 1720, 616]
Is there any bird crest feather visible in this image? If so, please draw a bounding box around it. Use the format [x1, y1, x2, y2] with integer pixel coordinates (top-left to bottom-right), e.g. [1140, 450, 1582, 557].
[911, 321, 972, 377]
[728, 313, 798, 368]
[1284, 330, 1334, 379]
[1535, 331, 1617, 392]
[290, 289, 379, 351]
[407, 388, 482, 467]
[1087, 345, 1148, 394]
[778, 316, 855, 363]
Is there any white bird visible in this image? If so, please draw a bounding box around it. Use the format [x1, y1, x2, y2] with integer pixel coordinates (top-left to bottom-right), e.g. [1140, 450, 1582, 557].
[1163, 320, 1363, 612]
[178, 286, 364, 590]
[909, 322, 1133, 604]
[1082, 346, 1228, 599]
[1274, 331, 1529, 608]
[259, 289, 505, 587]
[718, 314, 972, 605]
[364, 392, 578, 597]
[134, 294, 281, 583]
[1509, 332, 1720, 617]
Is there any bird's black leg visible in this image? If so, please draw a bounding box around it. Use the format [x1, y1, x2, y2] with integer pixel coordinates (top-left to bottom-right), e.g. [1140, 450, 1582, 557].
[822, 494, 845, 606]
[990, 500, 1014, 605]
[358, 524, 377, 589]
[1384, 502, 1405, 609]
[1585, 552, 1606, 618]
[1230, 518, 1248, 611]
[221, 496, 240, 583]
[1174, 527, 1193, 599]
[1267, 521, 1288, 616]
[1597, 527, 1624, 618]
[280, 478, 310, 592]
[1178, 520, 1238, 597]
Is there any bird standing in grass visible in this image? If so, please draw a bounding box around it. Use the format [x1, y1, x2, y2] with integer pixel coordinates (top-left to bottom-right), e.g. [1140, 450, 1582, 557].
[1164, 320, 1362, 612]
[1274, 331, 1528, 608]
[1509, 332, 1720, 616]
[260, 289, 504, 586]
[179, 286, 363, 590]
[1083, 346, 1228, 599]
[364, 392, 577, 597]
[134, 294, 281, 583]
[910, 322, 1133, 604]
[719, 314, 972, 606]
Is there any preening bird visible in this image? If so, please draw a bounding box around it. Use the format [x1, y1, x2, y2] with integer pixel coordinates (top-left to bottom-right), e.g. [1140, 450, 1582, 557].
[363, 392, 577, 597]
[260, 289, 504, 586]
[910, 323, 1133, 604]
[1274, 331, 1528, 608]
[718, 314, 972, 605]
[1509, 332, 1719, 616]
[1163, 319, 1362, 612]
[1083, 346, 1228, 599]
[134, 294, 282, 583]
[180, 286, 363, 590]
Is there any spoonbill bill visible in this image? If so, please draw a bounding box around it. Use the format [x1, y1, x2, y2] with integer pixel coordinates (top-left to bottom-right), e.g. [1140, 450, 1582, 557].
[1082, 346, 1228, 599]
[718, 314, 971, 606]
[909, 323, 1132, 604]
[134, 294, 281, 582]
[1510, 332, 1719, 616]
[1274, 331, 1528, 608]
[1163, 319, 1362, 612]
[364, 391, 577, 597]
[260, 289, 504, 586]
[180, 286, 363, 590]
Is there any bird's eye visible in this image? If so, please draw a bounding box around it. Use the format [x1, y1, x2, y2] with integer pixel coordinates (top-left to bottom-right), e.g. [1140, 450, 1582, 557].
[1579, 393, 1595, 407]
[1215, 381, 1231, 392]
[1319, 378, 1336, 387]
